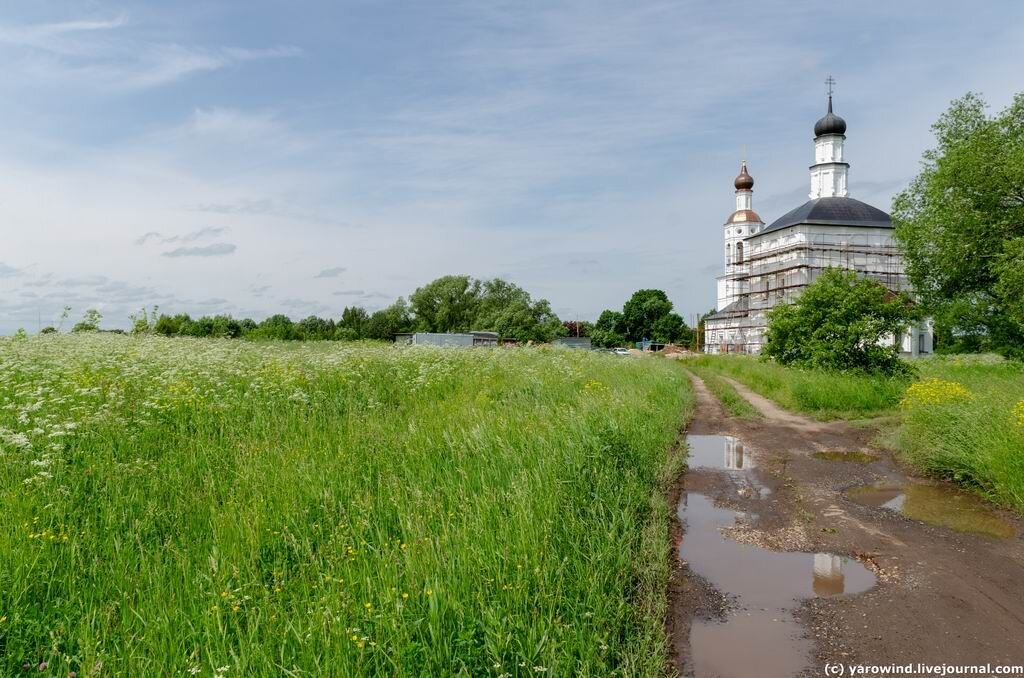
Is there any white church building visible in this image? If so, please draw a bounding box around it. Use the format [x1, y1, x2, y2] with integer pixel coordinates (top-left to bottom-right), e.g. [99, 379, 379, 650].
[703, 92, 934, 356]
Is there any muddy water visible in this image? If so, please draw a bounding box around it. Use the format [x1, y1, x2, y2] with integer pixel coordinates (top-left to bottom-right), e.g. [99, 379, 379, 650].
[848, 483, 1015, 539]
[681, 435, 876, 677]
[688, 434, 755, 470]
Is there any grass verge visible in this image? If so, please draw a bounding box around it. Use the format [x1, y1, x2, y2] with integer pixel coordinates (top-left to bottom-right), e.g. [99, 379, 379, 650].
[685, 366, 760, 418]
[898, 355, 1024, 511]
[685, 355, 906, 419]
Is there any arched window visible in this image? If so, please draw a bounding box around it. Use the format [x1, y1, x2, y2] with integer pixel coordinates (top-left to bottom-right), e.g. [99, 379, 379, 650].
[726, 243, 731, 264]
[735, 242, 744, 264]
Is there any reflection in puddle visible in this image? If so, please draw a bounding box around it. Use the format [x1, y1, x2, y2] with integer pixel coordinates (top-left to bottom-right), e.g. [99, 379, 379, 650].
[812, 450, 878, 463]
[682, 434, 876, 677]
[679, 492, 875, 677]
[848, 483, 1015, 539]
[688, 434, 753, 470]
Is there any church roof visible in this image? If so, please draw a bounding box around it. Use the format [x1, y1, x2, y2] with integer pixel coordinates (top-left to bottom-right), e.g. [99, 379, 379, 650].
[757, 196, 891, 236]
[726, 209, 763, 225]
[704, 297, 749, 322]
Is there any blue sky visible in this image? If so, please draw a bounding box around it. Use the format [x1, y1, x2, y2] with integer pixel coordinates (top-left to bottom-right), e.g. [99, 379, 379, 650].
[1, 1, 1022, 332]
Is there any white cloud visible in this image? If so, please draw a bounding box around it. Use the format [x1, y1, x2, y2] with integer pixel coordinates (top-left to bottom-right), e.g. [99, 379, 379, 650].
[163, 243, 237, 258]
[0, 15, 299, 90]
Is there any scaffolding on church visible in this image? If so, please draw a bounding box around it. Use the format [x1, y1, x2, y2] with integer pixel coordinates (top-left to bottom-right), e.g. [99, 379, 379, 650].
[706, 230, 911, 354]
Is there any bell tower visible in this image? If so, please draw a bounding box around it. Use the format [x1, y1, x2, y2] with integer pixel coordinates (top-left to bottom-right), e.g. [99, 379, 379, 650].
[716, 161, 762, 310]
[809, 76, 849, 199]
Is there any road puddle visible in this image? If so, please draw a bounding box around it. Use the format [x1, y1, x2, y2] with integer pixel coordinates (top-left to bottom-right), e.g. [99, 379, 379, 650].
[687, 434, 754, 470]
[848, 483, 1015, 539]
[813, 450, 877, 463]
[681, 435, 876, 677]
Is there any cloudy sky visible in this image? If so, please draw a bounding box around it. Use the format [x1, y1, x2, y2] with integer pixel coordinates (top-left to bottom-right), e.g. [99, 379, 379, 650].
[1, 1, 1022, 332]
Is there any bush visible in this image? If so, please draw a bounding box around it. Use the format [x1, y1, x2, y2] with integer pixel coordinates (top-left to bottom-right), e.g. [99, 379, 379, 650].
[763, 269, 920, 376]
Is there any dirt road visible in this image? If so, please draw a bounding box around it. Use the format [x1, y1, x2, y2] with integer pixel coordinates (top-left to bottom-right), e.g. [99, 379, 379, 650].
[668, 375, 1024, 677]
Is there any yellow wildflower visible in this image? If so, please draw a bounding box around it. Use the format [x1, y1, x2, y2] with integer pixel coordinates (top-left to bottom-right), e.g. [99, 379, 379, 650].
[901, 379, 973, 408]
[1013, 400, 1024, 427]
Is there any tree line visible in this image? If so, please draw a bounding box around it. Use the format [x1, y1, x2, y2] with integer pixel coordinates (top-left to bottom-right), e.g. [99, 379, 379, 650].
[46, 275, 695, 348]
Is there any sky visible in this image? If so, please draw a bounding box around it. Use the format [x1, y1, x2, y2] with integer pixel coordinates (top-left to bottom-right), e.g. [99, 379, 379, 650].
[1, 1, 1022, 333]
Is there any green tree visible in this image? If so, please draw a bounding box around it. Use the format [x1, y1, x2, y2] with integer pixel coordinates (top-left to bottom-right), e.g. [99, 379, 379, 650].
[763, 269, 920, 375]
[621, 289, 673, 341]
[250, 314, 297, 341]
[297, 315, 336, 341]
[892, 92, 1024, 357]
[472, 279, 564, 342]
[72, 308, 103, 333]
[410, 275, 482, 333]
[154, 313, 191, 336]
[338, 307, 369, 339]
[364, 298, 414, 340]
[591, 310, 626, 348]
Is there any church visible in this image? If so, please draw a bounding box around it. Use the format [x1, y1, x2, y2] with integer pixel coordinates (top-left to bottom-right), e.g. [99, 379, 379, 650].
[703, 88, 934, 356]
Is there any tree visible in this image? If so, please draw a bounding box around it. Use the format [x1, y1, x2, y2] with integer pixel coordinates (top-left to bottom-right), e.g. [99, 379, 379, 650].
[591, 310, 626, 348]
[562, 320, 593, 337]
[298, 315, 336, 341]
[407, 275, 564, 341]
[591, 290, 692, 347]
[154, 313, 191, 336]
[762, 268, 920, 375]
[72, 308, 102, 333]
[250, 314, 297, 341]
[892, 92, 1024, 357]
[410, 275, 482, 333]
[472, 278, 564, 342]
[651, 312, 692, 345]
[364, 298, 414, 340]
[621, 289, 674, 341]
[337, 306, 369, 339]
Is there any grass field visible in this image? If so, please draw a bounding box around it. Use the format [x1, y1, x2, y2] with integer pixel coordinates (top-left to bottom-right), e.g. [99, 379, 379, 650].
[0, 335, 693, 676]
[689, 354, 1024, 512]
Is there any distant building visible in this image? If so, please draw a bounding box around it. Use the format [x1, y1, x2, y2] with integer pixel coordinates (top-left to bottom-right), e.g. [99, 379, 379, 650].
[552, 336, 592, 350]
[704, 88, 933, 356]
[394, 331, 500, 347]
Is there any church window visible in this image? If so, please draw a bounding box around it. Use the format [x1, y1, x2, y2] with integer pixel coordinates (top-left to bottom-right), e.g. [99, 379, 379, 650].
[735, 242, 744, 264]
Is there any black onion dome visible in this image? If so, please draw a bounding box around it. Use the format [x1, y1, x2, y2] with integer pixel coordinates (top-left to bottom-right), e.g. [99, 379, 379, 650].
[734, 162, 754, 190]
[814, 95, 847, 137]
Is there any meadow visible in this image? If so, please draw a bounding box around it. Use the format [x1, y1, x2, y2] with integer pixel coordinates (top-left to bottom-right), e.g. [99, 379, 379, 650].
[689, 354, 1024, 512]
[0, 335, 693, 676]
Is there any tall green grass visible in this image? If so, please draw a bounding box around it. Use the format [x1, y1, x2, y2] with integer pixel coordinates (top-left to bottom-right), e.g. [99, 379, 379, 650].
[898, 355, 1024, 511]
[685, 355, 907, 419]
[0, 336, 693, 676]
